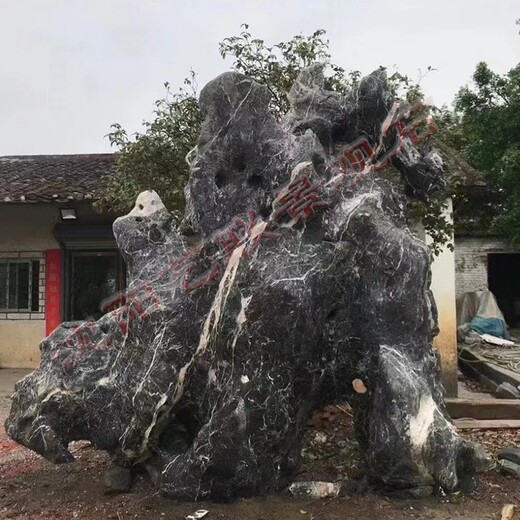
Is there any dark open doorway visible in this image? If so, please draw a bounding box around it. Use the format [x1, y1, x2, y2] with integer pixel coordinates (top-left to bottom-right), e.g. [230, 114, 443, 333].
[488, 253, 520, 327]
[64, 250, 126, 321]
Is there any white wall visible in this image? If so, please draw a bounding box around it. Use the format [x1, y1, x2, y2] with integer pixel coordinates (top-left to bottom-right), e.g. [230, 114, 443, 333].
[0, 204, 59, 252]
[0, 204, 59, 368]
[427, 199, 458, 396]
[414, 199, 458, 396]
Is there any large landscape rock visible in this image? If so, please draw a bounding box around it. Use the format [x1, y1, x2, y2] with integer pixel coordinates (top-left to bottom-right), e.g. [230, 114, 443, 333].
[6, 64, 488, 500]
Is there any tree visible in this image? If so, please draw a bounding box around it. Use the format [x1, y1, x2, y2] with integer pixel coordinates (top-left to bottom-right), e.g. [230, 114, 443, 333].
[452, 62, 520, 242]
[101, 72, 201, 221]
[218, 27, 358, 118]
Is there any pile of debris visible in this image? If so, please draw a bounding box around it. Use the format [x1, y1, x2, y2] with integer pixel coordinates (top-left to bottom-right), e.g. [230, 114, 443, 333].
[457, 290, 520, 399]
[457, 290, 511, 343]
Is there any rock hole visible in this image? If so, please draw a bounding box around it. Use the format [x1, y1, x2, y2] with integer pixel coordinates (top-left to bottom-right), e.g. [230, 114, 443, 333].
[99, 323, 110, 333]
[326, 308, 338, 320]
[248, 174, 263, 187]
[232, 155, 247, 172]
[215, 169, 230, 189]
[149, 226, 163, 244]
[259, 206, 271, 220]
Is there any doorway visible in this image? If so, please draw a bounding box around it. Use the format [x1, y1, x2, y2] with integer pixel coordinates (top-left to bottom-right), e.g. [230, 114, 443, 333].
[64, 251, 126, 321]
[488, 253, 520, 327]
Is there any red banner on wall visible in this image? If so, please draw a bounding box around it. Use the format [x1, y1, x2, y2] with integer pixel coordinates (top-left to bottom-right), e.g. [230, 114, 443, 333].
[45, 249, 62, 336]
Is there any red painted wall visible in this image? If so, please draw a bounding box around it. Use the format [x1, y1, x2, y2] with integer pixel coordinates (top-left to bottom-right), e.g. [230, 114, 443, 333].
[45, 249, 62, 335]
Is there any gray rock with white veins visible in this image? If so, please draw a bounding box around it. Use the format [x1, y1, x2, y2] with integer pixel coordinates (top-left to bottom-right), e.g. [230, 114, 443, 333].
[498, 459, 520, 477]
[6, 65, 487, 501]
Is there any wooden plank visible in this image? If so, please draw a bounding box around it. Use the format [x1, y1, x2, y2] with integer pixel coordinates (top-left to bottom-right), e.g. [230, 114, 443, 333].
[459, 347, 520, 389]
[459, 357, 500, 394]
[454, 418, 520, 430]
[446, 398, 520, 420]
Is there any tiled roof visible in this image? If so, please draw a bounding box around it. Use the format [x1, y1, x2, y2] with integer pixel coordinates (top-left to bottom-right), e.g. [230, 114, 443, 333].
[432, 139, 486, 187]
[0, 154, 115, 203]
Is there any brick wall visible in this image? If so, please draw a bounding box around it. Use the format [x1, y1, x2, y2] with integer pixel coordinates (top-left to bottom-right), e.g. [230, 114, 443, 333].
[454, 236, 512, 300]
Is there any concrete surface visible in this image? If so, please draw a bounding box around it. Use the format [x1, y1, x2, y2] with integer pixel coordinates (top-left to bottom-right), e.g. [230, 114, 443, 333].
[0, 369, 32, 399]
[458, 379, 494, 400]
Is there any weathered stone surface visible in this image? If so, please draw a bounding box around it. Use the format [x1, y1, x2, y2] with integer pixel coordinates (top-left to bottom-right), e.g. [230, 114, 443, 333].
[104, 464, 133, 494]
[498, 446, 520, 466]
[6, 65, 487, 501]
[498, 459, 520, 477]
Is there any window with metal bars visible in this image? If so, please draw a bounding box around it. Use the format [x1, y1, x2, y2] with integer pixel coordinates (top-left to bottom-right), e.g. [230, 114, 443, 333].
[0, 260, 40, 312]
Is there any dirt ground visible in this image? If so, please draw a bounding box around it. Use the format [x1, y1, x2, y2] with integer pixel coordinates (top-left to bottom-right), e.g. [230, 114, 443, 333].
[0, 371, 518, 520]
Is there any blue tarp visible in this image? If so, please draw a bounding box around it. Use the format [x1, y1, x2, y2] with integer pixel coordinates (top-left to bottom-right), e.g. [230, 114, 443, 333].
[470, 316, 507, 339]
[458, 290, 509, 339]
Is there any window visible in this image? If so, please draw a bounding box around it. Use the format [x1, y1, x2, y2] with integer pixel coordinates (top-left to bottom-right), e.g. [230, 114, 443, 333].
[0, 260, 40, 312]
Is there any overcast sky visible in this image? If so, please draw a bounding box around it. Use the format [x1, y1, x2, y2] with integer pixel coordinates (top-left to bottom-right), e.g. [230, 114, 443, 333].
[1, 0, 518, 155]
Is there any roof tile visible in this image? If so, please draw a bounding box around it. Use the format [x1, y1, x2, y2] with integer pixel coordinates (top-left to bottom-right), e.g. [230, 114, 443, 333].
[0, 154, 115, 203]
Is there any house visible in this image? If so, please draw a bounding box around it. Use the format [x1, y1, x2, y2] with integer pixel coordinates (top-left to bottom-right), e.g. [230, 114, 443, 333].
[0, 154, 124, 368]
[2, 149, 510, 401]
[455, 237, 520, 330]
[414, 142, 508, 397]
[443, 146, 520, 330]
